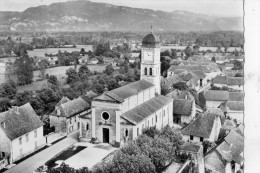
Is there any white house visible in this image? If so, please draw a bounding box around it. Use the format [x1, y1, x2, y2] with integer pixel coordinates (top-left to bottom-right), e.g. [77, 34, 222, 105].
[219, 101, 244, 124]
[204, 90, 229, 108]
[181, 112, 222, 143]
[172, 99, 196, 125]
[49, 97, 91, 136]
[0, 103, 45, 166]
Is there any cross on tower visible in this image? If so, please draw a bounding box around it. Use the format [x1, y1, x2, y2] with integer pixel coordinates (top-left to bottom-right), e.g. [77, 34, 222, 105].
[150, 25, 153, 33]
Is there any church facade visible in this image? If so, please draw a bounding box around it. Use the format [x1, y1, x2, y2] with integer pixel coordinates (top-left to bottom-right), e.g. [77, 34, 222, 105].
[80, 32, 174, 146]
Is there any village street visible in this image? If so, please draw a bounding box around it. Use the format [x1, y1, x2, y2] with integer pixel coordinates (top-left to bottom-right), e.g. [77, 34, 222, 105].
[6, 137, 77, 173]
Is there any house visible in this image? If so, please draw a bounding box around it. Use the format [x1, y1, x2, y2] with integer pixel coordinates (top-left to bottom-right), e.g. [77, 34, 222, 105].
[88, 58, 98, 64]
[224, 63, 234, 70]
[205, 130, 244, 173]
[177, 142, 205, 173]
[48, 56, 58, 66]
[78, 55, 89, 64]
[49, 97, 91, 136]
[130, 52, 140, 58]
[229, 92, 244, 101]
[181, 112, 222, 143]
[204, 90, 229, 108]
[0, 103, 45, 166]
[212, 76, 227, 88]
[129, 57, 136, 63]
[227, 77, 244, 91]
[84, 32, 174, 147]
[166, 89, 195, 101]
[222, 69, 243, 77]
[172, 99, 196, 125]
[219, 101, 244, 124]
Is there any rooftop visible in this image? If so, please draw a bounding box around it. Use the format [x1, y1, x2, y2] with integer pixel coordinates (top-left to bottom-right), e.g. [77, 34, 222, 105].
[142, 32, 160, 48]
[0, 103, 43, 140]
[94, 80, 154, 103]
[122, 95, 173, 125]
[173, 99, 194, 115]
[204, 90, 229, 101]
[181, 113, 220, 138]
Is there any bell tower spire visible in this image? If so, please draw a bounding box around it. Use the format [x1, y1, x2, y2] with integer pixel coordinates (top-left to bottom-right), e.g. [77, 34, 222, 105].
[141, 30, 161, 95]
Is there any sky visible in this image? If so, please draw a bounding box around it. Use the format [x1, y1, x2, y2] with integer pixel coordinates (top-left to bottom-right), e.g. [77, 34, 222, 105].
[0, 0, 244, 17]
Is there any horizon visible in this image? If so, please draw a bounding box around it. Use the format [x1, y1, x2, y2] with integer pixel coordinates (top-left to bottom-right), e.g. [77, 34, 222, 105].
[0, 0, 243, 17]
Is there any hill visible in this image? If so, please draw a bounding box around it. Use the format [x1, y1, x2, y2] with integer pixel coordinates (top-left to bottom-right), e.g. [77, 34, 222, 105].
[0, 0, 243, 32]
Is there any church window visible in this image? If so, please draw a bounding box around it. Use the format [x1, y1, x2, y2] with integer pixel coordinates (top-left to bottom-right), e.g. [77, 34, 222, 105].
[144, 67, 147, 75]
[190, 135, 194, 140]
[142, 124, 144, 130]
[102, 112, 110, 121]
[86, 123, 89, 131]
[137, 128, 139, 136]
[156, 115, 157, 122]
[149, 68, 153, 76]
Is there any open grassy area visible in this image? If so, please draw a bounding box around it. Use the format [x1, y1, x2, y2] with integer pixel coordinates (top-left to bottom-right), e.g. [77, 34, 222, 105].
[17, 80, 48, 93]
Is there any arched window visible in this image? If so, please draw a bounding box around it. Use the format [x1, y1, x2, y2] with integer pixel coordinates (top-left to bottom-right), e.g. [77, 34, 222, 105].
[150, 68, 153, 76]
[144, 67, 147, 75]
[125, 129, 128, 137]
[86, 123, 89, 131]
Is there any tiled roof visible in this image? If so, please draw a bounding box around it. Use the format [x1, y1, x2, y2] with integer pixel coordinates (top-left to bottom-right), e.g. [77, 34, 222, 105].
[216, 141, 233, 162]
[191, 70, 206, 79]
[51, 97, 90, 118]
[205, 150, 226, 173]
[204, 90, 229, 101]
[94, 80, 154, 102]
[178, 142, 201, 153]
[227, 77, 244, 85]
[181, 113, 219, 138]
[55, 97, 71, 107]
[166, 89, 195, 101]
[121, 95, 173, 125]
[226, 101, 244, 111]
[224, 130, 244, 164]
[229, 92, 244, 101]
[206, 108, 225, 124]
[0, 103, 43, 140]
[173, 99, 193, 115]
[168, 65, 203, 73]
[212, 76, 227, 84]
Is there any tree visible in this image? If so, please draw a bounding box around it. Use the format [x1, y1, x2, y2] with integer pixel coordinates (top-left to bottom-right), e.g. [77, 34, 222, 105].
[5, 60, 15, 82]
[184, 46, 193, 59]
[48, 75, 59, 86]
[80, 48, 85, 55]
[172, 82, 189, 91]
[104, 64, 115, 75]
[232, 60, 243, 70]
[66, 68, 79, 84]
[0, 80, 17, 99]
[97, 56, 104, 64]
[14, 55, 34, 85]
[0, 98, 11, 112]
[78, 64, 91, 80]
[211, 56, 216, 62]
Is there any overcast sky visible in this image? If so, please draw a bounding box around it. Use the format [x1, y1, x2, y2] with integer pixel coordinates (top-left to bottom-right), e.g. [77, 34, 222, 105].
[0, 0, 243, 17]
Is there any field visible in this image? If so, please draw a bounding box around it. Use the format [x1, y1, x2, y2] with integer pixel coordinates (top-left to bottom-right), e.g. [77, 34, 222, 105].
[16, 64, 107, 92]
[27, 45, 93, 57]
[161, 46, 242, 52]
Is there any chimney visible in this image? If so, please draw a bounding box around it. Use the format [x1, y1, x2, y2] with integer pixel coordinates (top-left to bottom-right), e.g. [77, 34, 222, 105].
[1, 122, 5, 129]
[57, 109, 61, 116]
[12, 106, 19, 113]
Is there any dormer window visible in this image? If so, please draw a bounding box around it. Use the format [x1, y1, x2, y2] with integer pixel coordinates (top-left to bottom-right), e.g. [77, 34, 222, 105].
[57, 109, 61, 116]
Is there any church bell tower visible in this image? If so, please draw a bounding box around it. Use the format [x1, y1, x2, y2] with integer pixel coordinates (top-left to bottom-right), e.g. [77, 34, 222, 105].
[141, 27, 161, 94]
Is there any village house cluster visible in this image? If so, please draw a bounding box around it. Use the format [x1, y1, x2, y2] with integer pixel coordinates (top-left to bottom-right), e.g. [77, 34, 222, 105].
[0, 31, 244, 173]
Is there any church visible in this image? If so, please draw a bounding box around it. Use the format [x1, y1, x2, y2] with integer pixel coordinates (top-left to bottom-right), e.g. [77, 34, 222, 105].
[80, 31, 174, 147]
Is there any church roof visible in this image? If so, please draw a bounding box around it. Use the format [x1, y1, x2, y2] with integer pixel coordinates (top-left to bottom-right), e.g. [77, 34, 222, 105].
[122, 95, 173, 125]
[142, 32, 160, 48]
[94, 80, 154, 103]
